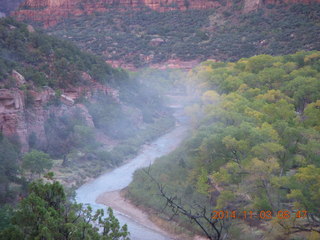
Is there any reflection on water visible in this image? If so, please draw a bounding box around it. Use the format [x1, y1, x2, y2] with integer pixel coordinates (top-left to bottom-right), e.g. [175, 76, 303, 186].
[76, 110, 189, 240]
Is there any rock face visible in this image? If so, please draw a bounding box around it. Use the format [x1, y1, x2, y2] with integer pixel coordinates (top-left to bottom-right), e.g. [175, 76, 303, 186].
[243, 0, 261, 13]
[0, 72, 119, 152]
[12, 0, 221, 27]
[0, 89, 28, 151]
[12, 0, 320, 27]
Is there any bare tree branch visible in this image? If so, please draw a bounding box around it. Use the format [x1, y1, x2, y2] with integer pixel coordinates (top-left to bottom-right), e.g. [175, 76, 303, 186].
[142, 168, 228, 240]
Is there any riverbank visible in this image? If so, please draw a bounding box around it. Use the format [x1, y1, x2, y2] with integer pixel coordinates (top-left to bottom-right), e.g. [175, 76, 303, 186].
[51, 114, 176, 189]
[96, 190, 177, 239]
[75, 109, 191, 239]
[97, 189, 207, 240]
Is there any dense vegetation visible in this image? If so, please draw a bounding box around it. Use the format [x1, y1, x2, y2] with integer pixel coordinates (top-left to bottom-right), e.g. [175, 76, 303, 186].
[0, 134, 22, 204]
[127, 51, 320, 239]
[0, 179, 129, 239]
[0, 17, 185, 240]
[0, 17, 121, 88]
[3, 3, 320, 238]
[0, 17, 176, 207]
[40, 71, 176, 185]
[45, 4, 320, 67]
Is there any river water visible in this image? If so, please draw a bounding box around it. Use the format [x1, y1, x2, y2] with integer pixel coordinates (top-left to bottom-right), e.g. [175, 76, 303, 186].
[76, 109, 189, 240]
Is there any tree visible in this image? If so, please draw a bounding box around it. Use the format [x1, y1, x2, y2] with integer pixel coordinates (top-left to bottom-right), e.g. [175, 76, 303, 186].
[276, 165, 320, 235]
[100, 208, 129, 240]
[0, 180, 130, 240]
[284, 76, 320, 112]
[0, 134, 20, 203]
[245, 54, 278, 73]
[22, 150, 53, 178]
[303, 100, 320, 130]
[143, 168, 228, 240]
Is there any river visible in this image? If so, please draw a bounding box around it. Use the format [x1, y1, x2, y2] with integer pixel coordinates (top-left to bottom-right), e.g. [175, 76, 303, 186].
[76, 108, 189, 240]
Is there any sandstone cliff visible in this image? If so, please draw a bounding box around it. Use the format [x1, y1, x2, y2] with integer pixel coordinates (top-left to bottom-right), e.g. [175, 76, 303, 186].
[12, 0, 320, 27]
[12, 0, 220, 27]
[0, 70, 119, 152]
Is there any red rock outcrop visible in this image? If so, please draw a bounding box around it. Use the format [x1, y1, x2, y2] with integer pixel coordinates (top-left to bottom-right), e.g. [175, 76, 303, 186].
[12, 0, 221, 27]
[0, 72, 119, 152]
[0, 89, 28, 151]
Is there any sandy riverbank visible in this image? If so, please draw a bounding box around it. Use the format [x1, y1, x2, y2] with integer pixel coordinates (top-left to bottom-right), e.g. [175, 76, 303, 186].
[96, 190, 178, 239]
[96, 191, 206, 240]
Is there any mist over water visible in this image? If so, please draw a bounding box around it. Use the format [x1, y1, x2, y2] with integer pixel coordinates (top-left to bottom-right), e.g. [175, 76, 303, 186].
[76, 108, 190, 240]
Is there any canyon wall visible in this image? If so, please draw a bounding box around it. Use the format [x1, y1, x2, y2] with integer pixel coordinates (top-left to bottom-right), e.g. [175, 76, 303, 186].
[12, 0, 320, 27]
[0, 70, 118, 152]
[12, 0, 220, 27]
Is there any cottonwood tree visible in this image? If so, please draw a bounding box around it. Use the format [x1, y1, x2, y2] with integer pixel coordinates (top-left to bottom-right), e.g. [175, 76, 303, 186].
[280, 165, 320, 235]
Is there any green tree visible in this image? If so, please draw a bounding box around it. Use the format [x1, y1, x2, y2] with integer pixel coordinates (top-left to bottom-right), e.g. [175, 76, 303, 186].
[303, 100, 320, 130]
[284, 76, 320, 112]
[22, 150, 53, 178]
[277, 165, 320, 234]
[0, 134, 20, 203]
[245, 55, 278, 73]
[0, 180, 130, 240]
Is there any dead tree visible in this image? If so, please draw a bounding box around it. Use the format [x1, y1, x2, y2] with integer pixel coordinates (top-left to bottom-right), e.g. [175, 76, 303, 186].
[143, 168, 229, 240]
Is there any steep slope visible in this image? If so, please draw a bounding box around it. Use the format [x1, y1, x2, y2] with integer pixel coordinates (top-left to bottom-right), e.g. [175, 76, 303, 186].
[0, 17, 117, 151]
[11, 1, 320, 68]
[42, 4, 320, 68]
[0, 17, 172, 149]
[0, 17, 175, 202]
[12, 0, 220, 27]
[12, 0, 320, 27]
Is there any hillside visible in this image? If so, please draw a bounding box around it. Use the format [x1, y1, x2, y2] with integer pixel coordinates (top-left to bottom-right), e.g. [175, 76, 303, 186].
[0, 17, 175, 204]
[47, 5, 320, 69]
[12, 3, 319, 69]
[2, 1, 320, 239]
[11, 0, 320, 28]
[127, 51, 320, 239]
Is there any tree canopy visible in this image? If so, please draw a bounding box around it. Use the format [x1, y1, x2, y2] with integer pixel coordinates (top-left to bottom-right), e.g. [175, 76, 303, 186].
[0, 180, 129, 240]
[128, 51, 320, 239]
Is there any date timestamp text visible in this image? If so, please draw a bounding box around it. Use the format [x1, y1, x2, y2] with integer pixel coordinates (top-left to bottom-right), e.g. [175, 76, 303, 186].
[212, 210, 308, 220]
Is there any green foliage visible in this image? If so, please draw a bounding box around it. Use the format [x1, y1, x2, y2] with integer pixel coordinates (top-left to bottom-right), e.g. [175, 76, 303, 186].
[87, 94, 135, 139]
[303, 100, 320, 130]
[44, 108, 97, 157]
[0, 134, 20, 204]
[0, 180, 129, 240]
[0, 17, 122, 88]
[128, 52, 320, 237]
[0, 206, 14, 231]
[22, 150, 53, 178]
